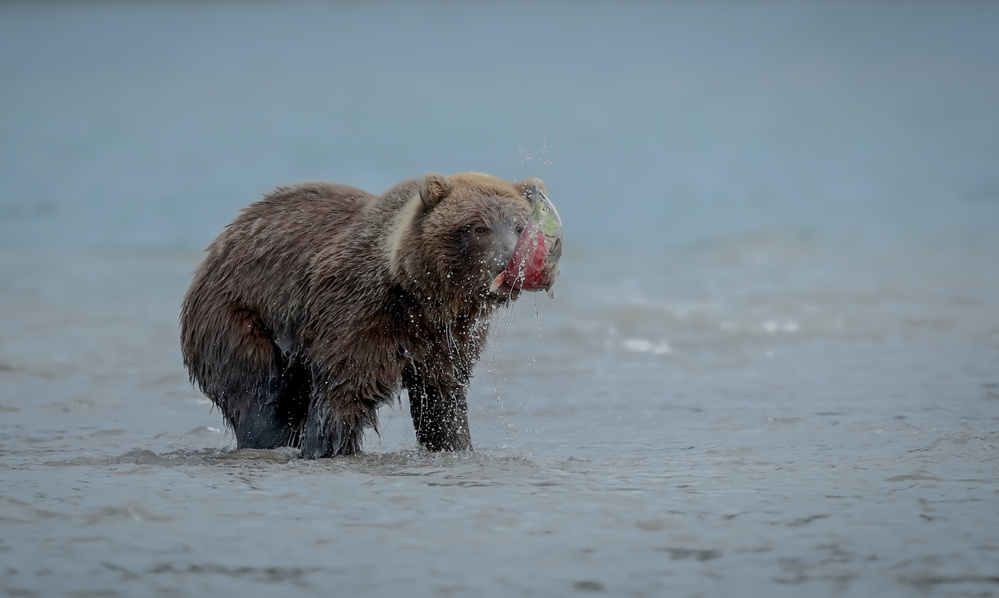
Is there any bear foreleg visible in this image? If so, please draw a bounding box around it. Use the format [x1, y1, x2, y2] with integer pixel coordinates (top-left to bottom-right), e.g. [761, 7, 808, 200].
[402, 367, 472, 452]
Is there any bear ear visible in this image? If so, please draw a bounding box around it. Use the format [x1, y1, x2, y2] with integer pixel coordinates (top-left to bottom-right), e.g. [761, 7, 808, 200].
[513, 177, 547, 199]
[419, 174, 453, 210]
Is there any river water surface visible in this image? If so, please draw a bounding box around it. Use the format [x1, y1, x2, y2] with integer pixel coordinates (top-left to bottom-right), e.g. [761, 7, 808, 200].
[2, 2, 998, 597]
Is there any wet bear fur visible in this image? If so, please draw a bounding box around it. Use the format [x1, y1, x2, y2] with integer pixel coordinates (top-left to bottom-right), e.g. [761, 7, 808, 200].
[180, 173, 542, 458]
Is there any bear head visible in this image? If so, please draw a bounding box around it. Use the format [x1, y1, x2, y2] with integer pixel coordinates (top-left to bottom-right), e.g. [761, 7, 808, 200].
[389, 172, 546, 311]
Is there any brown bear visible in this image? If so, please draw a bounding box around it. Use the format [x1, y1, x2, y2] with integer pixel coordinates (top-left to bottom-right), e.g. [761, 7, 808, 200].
[180, 173, 559, 458]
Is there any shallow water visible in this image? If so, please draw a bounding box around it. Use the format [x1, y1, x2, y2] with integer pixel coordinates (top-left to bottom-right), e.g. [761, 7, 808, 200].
[2, 2, 999, 597]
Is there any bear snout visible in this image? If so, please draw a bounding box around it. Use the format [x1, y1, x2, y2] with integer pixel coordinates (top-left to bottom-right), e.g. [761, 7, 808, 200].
[490, 223, 520, 273]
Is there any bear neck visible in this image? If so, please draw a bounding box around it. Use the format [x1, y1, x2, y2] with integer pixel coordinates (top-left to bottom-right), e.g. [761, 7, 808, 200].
[397, 282, 495, 330]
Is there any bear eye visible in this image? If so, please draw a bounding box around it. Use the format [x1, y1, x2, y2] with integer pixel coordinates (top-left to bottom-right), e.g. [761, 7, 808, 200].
[515, 224, 525, 235]
[473, 226, 489, 235]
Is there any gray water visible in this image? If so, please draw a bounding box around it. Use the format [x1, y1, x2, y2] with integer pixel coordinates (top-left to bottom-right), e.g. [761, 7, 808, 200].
[2, 2, 999, 596]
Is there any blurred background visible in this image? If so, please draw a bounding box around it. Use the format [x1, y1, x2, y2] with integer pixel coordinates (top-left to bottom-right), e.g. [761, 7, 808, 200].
[2, 2, 998, 597]
[4, 2, 997, 255]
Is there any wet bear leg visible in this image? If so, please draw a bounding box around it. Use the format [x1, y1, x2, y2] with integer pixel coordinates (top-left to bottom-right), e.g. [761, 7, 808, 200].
[298, 391, 374, 459]
[402, 367, 472, 452]
[211, 307, 307, 450]
[230, 363, 308, 450]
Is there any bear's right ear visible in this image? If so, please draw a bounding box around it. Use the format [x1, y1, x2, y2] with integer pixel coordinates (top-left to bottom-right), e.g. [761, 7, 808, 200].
[513, 177, 547, 199]
[419, 174, 453, 210]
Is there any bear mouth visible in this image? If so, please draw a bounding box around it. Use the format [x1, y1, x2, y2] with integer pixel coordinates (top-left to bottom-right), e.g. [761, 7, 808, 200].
[486, 275, 520, 300]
